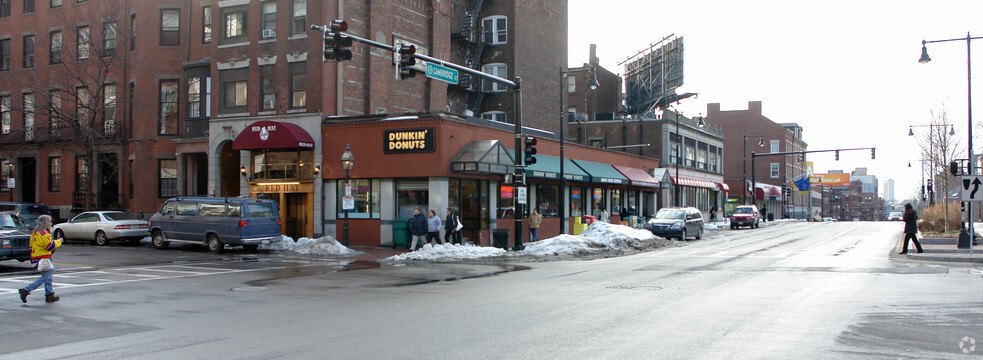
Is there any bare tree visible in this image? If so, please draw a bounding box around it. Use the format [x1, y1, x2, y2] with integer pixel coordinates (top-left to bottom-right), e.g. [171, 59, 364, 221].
[915, 108, 962, 231]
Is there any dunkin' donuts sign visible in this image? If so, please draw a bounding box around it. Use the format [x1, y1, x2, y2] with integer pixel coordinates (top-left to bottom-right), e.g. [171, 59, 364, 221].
[384, 128, 435, 153]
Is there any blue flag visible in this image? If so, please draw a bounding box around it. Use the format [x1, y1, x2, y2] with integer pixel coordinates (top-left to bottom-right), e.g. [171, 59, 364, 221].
[794, 176, 810, 192]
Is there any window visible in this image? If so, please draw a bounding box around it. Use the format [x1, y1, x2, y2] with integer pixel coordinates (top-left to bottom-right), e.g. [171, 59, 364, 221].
[291, 0, 306, 35]
[224, 80, 247, 108]
[202, 6, 212, 43]
[0, 95, 9, 134]
[0, 159, 10, 191]
[567, 76, 576, 93]
[23, 93, 34, 141]
[482, 16, 507, 44]
[51, 0, 61, 8]
[0, 0, 9, 17]
[0, 39, 9, 71]
[290, 62, 306, 108]
[220, 69, 247, 112]
[498, 185, 513, 218]
[76, 156, 89, 191]
[685, 145, 695, 167]
[129, 14, 136, 51]
[224, 11, 245, 39]
[698, 148, 707, 170]
[103, 22, 118, 53]
[23, 35, 34, 68]
[48, 157, 60, 192]
[591, 188, 604, 217]
[159, 80, 178, 135]
[336, 179, 380, 219]
[396, 180, 429, 219]
[103, 84, 116, 134]
[49, 89, 61, 135]
[537, 184, 559, 217]
[569, 186, 585, 217]
[158, 159, 177, 197]
[669, 145, 678, 165]
[770, 139, 779, 153]
[160, 9, 180, 46]
[481, 111, 506, 122]
[76, 86, 91, 120]
[187, 76, 210, 119]
[248, 150, 314, 180]
[49, 31, 62, 64]
[481, 63, 506, 92]
[24, 0, 33, 13]
[261, 2, 276, 36]
[709, 149, 718, 172]
[770, 163, 780, 178]
[77, 26, 89, 60]
[261, 65, 274, 110]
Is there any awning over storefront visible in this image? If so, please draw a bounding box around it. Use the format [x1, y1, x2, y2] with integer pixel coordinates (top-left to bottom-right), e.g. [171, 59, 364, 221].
[755, 183, 782, 200]
[670, 176, 717, 189]
[612, 165, 660, 188]
[718, 182, 730, 191]
[506, 150, 589, 181]
[572, 159, 629, 185]
[450, 140, 514, 175]
[233, 120, 315, 150]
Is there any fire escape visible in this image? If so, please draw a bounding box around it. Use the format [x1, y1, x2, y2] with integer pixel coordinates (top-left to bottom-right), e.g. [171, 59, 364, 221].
[450, 0, 486, 116]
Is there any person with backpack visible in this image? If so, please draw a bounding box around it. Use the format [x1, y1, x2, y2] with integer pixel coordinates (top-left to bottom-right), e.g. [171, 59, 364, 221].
[19, 215, 62, 303]
[444, 208, 462, 245]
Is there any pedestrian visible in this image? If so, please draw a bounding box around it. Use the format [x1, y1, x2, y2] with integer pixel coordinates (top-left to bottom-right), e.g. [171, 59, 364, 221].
[900, 203, 923, 254]
[528, 208, 542, 242]
[19, 214, 62, 303]
[761, 206, 767, 223]
[409, 208, 427, 250]
[710, 206, 717, 223]
[599, 207, 610, 223]
[426, 210, 443, 246]
[444, 208, 462, 245]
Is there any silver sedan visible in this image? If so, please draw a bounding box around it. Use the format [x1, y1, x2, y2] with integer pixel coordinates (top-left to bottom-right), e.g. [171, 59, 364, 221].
[53, 211, 150, 246]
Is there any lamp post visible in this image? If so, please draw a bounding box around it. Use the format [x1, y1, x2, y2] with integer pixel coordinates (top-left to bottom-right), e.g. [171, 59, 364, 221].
[920, 34, 981, 253]
[559, 65, 598, 234]
[742, 135, 765, 204]
[340, 143, 354, 247]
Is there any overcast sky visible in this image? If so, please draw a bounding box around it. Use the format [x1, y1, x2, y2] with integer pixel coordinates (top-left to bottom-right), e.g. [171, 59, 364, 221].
[569, 0, 983, 201]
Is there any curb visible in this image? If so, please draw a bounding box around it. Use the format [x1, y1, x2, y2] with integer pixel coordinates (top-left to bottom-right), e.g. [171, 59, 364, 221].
[905, 253, 983, 263]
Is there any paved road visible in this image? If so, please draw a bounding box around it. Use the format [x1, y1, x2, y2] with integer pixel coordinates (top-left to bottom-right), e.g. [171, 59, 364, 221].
[0, 222, 980, 359]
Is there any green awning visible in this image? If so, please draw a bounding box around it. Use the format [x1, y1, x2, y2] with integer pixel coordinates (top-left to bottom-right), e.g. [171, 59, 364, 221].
[571, 159, 629, 185]
[506, 150, 588, 181]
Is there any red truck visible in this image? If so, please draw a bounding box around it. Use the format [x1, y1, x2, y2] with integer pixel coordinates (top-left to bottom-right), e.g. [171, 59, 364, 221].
[730, 205, 760, 229]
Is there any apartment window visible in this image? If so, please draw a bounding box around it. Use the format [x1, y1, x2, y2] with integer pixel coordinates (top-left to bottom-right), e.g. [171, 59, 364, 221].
[669, 145, 678, 165]
[202, 6, 212, 43]
[770, 163, 780, 178]
[158, 80, 178, 135]
[75, 156, 89, 191]
[48, 89, 61, 135]
[103, 84, 116, 134]
[49, 31, 61, 64]
[0, 95, 9, 134]
[76, 86, 91, 121]
[709, 150, 718, 172]
[770, 139, 779, 153]
[187, 76, 204, 119]
[698, 148, 707, 170]
[0, 0, 9, 18]
[103, 22, 118, 53]
[221, 69, 248, 112]
[51, 0, 61, 8]
[77, 26, 90, 60]
[23, 35, 34, 68]
[24, 0, 34, 13]
[290, 62, 306, 108]
[291, 0, 306, 35]
[48, 157, 60, 192]
[261, 65, 275, 110]
[567, 76, 576, 93]
[0, 39, 9, 71]
[23, 93, 34, 141]
[481, 63, 507, 92]
[261, 2, 276, 36]
[224, 11, 246, 39]
[482, 16, 507, 45]
[160, 9, 180, 46]
[159, 159, 177, 197]
[129, 14, 136, 51]
[685, 145, 695, 167]
[481, 111, 506, 123]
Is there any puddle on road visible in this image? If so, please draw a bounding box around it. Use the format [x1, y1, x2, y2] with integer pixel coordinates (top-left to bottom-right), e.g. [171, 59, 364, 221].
[339, 260, 382, 271]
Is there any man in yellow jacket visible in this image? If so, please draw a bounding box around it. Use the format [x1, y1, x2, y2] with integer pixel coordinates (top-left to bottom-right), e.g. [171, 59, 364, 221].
[19, 215, 62, 303]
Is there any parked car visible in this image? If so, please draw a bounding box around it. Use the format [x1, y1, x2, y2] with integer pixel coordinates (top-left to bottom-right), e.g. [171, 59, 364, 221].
[0, 214, 32, 263]
[53, 211, 149, 246]
[0, 202, 51, 230]
[887, 211, 903, 221]
[731, 205, 760, 229]
[646, 207, 704, 240]
[822, 217, 838, 222]
[149, 197, 282, 253]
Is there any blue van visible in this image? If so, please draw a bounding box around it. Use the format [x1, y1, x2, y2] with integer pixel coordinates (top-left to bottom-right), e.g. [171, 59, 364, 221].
[149, 197, 282, 253]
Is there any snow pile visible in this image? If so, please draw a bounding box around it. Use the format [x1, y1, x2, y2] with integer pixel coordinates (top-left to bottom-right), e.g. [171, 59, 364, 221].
[386, 243, 506, 262]
[521, 234, 603, 256]
[522, 221, 665, 256]
[261, 235, 363, 256]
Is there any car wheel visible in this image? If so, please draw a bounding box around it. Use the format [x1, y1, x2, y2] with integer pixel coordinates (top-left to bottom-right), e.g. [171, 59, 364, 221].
[152, 230, 169, 250]
[696, 227, 703, 240]
[680, 229, 687, 241]
[54, 229, 65, 240]
[94, 231, 109, 246]
[242, 244, 259, 252]
[207, 234, 224, 253]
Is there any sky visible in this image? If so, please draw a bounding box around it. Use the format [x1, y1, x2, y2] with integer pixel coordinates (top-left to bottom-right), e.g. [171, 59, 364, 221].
[568, 0, 983, 201]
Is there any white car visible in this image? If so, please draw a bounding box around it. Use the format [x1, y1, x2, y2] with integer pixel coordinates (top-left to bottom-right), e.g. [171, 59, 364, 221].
[887, 212, 903, 221]
[53, 211, 149, 246]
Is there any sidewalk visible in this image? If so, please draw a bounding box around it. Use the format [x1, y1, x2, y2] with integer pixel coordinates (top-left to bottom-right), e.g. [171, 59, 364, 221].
[904, 238, 983, 264]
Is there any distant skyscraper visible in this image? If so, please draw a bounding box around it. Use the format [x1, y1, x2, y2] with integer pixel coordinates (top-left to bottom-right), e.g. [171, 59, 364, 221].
[883, 179, 895, 201]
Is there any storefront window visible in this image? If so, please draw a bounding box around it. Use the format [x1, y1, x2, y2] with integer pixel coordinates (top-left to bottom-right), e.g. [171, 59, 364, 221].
[626, 190, 638, 216]
[250, 150, 314, 180]
[397, 179, 428, 220]
[611, 189, 622, 215]
[569, 186, 585, 217]
[535, 184, 558, 217]
[498, 185, 514, 218]
[337, 179, 379, 219]
[591, 188, 604, 216]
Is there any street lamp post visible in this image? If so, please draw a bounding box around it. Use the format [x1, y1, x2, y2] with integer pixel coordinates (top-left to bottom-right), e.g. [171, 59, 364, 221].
[920, 33, 981, 254]
[742, 135, 765, 204]
[559, 66, 598, 234]
[340, 143, 354, 247]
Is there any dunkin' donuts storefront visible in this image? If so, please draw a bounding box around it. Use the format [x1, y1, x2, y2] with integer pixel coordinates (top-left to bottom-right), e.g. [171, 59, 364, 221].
[321, 114, 661, 248]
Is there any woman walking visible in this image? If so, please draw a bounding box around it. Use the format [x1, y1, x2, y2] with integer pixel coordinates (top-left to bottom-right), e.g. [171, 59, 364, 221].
[19, 215, 62, 303]
[900, 203, 923, 254]
[426, 210, 443, 246]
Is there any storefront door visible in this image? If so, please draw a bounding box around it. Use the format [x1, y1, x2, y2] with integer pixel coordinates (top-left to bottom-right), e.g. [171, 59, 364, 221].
[459, 179, 485, 244]
[284, 193, 308, 240]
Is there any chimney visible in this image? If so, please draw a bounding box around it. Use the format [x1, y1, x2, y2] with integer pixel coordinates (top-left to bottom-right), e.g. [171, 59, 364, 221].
[590, 44, 599, 66]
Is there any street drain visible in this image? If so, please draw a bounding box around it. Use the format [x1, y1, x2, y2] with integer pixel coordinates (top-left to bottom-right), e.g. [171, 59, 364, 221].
[231, 286, 268, 291]
[607, 285, 664, 291]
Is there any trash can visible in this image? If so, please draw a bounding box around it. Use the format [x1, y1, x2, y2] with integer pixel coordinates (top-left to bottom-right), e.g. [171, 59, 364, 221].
[492, 229, 510, 249]
[393, 218, 411, 249]
[767, 213, 774, 222]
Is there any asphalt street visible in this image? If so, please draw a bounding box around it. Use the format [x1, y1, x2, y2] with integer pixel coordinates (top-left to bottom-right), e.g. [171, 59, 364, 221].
[0, 222, 980, 359]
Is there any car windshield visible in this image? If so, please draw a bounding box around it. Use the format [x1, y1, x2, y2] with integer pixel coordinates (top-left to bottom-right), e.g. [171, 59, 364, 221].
[0, 214, 23, 229]
[890, 212, 902, 217]
[656, 209, 686, 220]
[735, 207, 754, 214]
[103, 212, 136, 221]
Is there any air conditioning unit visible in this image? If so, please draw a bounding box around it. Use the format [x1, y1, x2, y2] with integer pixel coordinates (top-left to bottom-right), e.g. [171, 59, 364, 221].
[262, 29, 275, 38]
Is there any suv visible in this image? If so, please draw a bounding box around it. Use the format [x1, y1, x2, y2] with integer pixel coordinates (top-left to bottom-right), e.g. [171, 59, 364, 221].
[0, 214, 32, 263]
[646, 207, 704, 240]
[0, 202, 51, 230]
[731, 205, 760, 229]
[149, 197, 282, 253]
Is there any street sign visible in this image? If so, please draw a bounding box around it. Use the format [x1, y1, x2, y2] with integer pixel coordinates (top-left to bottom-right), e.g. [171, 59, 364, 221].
[962, 175, 983, 201]
[343, 196, 355, 210]
[425, 62, 459, 84]
[516, 186, 527, 204]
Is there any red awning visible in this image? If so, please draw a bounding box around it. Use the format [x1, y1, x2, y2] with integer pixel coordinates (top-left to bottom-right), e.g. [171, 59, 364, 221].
[755, 183, 782, 200]
[670, 176, 717, 189]
[612, 165, 660, 188]
[717, 182, 730, 191]
[233, 120, 315, 150]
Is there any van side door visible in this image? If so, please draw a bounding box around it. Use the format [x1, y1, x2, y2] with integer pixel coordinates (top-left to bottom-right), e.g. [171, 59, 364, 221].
[172, 201, 200, 241]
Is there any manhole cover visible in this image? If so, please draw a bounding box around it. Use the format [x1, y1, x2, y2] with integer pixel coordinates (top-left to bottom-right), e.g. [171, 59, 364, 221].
[231, 286, 268, 291]
[606, 285, 664, 291]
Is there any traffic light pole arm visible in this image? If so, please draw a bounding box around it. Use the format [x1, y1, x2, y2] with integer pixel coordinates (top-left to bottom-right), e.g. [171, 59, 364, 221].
[750, 147, 875, 159]
[311, 24, 518, 89]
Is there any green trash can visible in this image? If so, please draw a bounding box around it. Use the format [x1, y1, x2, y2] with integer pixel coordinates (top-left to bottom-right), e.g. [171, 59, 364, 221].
[393, 218, 411, 249]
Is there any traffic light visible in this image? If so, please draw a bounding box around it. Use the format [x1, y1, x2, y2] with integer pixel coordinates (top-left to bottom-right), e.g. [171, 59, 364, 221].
[835, 150, 839, 161]
[950, 161, 960, 176]
[398, 44, 416, 79]
[870, 148, 875, 159]
[322, 20, 352, 62]
[523, 137, 537, 165]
